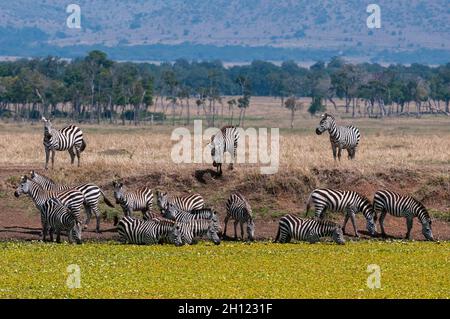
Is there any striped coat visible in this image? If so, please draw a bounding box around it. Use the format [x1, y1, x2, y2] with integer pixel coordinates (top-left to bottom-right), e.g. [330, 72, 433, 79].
[113, 181, 154, 220]
[208, 125, 240, 175]
[224, 192, 255, 240]
[156, 191, 204, 212]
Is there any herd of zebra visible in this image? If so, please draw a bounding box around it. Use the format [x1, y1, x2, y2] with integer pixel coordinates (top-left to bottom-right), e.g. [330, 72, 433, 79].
[9, 115, 436, 245]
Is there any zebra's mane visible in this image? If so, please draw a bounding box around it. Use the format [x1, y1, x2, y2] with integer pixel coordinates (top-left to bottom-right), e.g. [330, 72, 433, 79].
[409, 196, 430, 220]
[34, 172, 56, 184]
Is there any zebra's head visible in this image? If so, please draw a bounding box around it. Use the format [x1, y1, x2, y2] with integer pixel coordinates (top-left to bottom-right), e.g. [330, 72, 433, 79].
[316, 113, 335, 135]
[71, 222, 83, 245]
[421, 218, 434, 241]
[157, 191, 169, 211]
[359, 197, 377, 236]
[42, 117, 53, 136]
[161, 202, 177, 220]
[247, 219, 255, 241]
[331, 227, 345, 245]
[112, 181, 125, 204]
[169, 224, 183, 247]
[14, 175, 31, 197]
[207, 219, 221, 245]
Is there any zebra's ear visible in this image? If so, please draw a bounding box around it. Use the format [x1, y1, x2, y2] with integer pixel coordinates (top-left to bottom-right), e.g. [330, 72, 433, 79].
[41, 116, 47, 122]
[30, 170, 35, 178]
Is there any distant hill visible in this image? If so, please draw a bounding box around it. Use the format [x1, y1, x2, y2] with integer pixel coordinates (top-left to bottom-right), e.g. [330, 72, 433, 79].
[0, 0, 449, 64]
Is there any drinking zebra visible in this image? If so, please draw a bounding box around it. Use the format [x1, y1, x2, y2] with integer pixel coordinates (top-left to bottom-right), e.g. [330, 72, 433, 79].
[315, 113, 360, 160]
[117, 216, 183, 246]
[14, 175, 84, 225]
[306, 188, 376, 237]
[42, 117, 86, 169]
[275, 214, 345, 244]
[177, 218, 221, 245]
[224, 192, 255, 241]
[30, 170, 114, 232]
[208, 125, 240, 175]
[112, 181, 154, 220]
[156, 191, 204, 212]
[40, 198, 82, 244]
[373, 190, 434, 241]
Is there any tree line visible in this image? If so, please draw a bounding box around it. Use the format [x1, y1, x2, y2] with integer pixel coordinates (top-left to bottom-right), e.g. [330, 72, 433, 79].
[0, 51, 449, 126]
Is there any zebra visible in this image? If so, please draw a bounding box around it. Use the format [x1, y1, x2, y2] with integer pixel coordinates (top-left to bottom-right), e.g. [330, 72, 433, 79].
[161, 203, 216, 223]
[42, 117, 86, 169]
[274, 214, 345, 244]
[30, 170, 114, 232]
[208, 125, 240, 175]
[14, 175, 84, 225]
[156, 191, 204, 212]
[40, 198, 82, 244]
[315, 113, 360, 160]
[117, 216, 183, 246]
[373, 190, 434, 241]
[224, 192, 255, 241]
[306, 188, 377, 237]
[112, 181, 154, 220]
[177, 218, 221, 245]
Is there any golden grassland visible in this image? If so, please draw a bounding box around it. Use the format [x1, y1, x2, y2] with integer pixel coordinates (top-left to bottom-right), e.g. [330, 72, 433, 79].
[0, 241, 448, 299]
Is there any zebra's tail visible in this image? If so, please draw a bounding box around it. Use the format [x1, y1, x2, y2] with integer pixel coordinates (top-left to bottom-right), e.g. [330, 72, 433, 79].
[101, 190, 115, 208]
[80, 139, 87, 153]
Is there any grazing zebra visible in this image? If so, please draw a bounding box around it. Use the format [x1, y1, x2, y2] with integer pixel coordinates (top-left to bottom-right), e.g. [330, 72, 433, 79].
[14, 175, 84, 224]
[42, 117, 86, 169]
[315, 113, 360, 160]
[177, 218, 221, 245]
[162, 203, 216, 223]
[112, 181, 154, 220]
[373, 190, 434, 241]
[30, 170, 114, 232]
[224, 192, 255, 241]
[208, 125, 240, 175]
[156, 191, 204, 212]
[117, 216, 183, 246]
[275, 214, 345, 244]
[306, 188, 376, 237]
[40, 198, 82, 244]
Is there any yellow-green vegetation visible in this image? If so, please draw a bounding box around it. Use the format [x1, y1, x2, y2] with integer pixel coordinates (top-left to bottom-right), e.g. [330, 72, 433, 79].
[0, 241, 448, 299]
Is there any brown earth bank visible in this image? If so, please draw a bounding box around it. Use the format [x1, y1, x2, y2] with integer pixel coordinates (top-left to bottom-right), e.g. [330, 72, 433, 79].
[0, 165, 449, 242]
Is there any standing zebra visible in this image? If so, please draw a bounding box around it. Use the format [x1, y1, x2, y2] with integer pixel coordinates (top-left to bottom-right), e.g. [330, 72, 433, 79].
[208, 125, 240, 175]
[275, 214, 345, 244]
[117, 216, 183, 246]
[162, 203, 216, 223]
[177, 219, 221, 245]
[30, 170, 114, 232]
[306, 188, 376, 237]
[373, 190, 434, 241]
[14, 175, 85, 225]
[156, 191, 204, 212]
[40, 198, 82, 244]
[224, 192, 255, 241]
[112, 181, 154, 220]
[315, 113, 360, 160]
[42, 117, 86, 169]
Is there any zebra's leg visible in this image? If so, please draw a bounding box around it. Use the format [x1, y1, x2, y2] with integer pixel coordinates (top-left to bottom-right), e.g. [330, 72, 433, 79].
[75, 147, 81, 167]
[83, 205, 92, 230]
[379, 211, 387, 237]
[44, 147, 50, 170]
[223, 215, 230, 238]
[233, 220, 239, 240]
[405, 216, 413, 240]
[350, 212, 359, 238]
[42, 223, 48, 241]
[92, 205, 101, 233]
[49, 228, 54, 242]
[56, 230, 61, 243]
[331, 144, 337, 161]
[68, 229, 74, 244]
[240, 221, 244, 240]
[51, 149, 55, 169]
[337, 146, 342, 161]
[342, 214, 350, 235]
[68, 147, 76, 165]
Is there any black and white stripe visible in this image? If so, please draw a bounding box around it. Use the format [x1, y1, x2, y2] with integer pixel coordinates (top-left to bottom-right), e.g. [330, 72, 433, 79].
[275, 214, 345, 244]
[14, 175, 84, 224]
[113, 181, 154, 220]
[208, 125, 240, 175]
[156, 191, 204, 212]
[162, 203, 215, 222]
[177, 219, 221, 245]
[40, 198, 82, 244]
[117, 216, 183, 246]
[306, 188, 376, 237]
[373, 190, 434, 241]
[42, 117, 86, 169]
[316, 113, 360, 160]
[30, 171, 114, 232]
[224, 192, 255, 240]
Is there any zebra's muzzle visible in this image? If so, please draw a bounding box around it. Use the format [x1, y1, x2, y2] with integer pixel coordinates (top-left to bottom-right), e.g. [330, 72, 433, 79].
[315, 128, 323, 135]
[14, 191, 20, 198]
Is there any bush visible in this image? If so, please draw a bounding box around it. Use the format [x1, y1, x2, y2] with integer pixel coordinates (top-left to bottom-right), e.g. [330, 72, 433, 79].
[308, 99, 325, 115]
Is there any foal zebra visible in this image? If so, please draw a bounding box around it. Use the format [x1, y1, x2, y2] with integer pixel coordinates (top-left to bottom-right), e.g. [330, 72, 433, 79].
[42, 117, 86, 169]
[117, 216, 183, 246]
[156, 191, 204, 212]
[306, 188, 376, 237]
[275, 214, 345, 244]
[373, 190, 434, 241]
[177, 219, 221, 245]
[30, 171, 114, 232]
[208, 125, 240, 175]
[113, 181, 154, 220]
[224, 192, 255, 241]
[14, 175, 84, 224]
[315, 113, 360, 160]
[40, 198, 82, 244]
